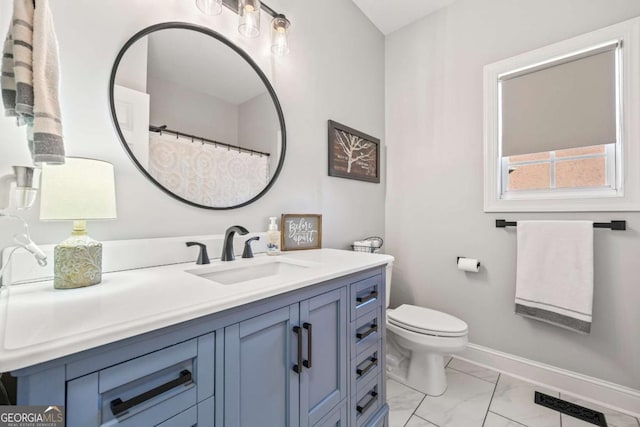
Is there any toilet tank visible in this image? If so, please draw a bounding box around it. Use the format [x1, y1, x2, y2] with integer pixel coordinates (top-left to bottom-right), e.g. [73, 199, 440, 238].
[385, 262, 393, 308]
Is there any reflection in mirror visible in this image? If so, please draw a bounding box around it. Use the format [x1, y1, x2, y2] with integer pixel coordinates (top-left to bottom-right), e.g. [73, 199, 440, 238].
[110, 23, 285, 209]
[499, 42, 620, 198]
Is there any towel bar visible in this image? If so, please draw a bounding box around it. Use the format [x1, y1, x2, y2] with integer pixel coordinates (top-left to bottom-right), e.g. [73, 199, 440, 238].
[496, 219, 626, 230]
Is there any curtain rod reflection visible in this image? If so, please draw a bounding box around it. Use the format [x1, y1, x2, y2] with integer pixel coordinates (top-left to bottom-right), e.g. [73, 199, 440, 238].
[149, 125, 271, 157]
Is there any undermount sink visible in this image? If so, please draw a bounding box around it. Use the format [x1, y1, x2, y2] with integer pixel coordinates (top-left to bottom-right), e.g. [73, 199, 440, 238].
[186, 257, 314, 285]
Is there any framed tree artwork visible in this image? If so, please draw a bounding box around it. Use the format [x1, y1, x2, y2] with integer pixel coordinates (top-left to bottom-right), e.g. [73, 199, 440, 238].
[328, 120, 380, 183]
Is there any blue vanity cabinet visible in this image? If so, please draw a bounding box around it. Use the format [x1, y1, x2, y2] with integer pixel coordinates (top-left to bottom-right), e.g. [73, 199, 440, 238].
[11, 265, 390, 427]
[65, 333, 215, 427]
[224, 304, 301, 427]
[300, 287, 348, 426]
[349, 272, 388, 427]
[223, 287, 348, 427]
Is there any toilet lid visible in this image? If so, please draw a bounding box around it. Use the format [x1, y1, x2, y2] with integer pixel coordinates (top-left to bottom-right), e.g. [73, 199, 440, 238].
[388, 304, 468, 337]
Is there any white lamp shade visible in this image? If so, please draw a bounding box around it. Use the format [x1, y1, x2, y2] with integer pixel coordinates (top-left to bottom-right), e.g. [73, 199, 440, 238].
[40, 157, 117, 221]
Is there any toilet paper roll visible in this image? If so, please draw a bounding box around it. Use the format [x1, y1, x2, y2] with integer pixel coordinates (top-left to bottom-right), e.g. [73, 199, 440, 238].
[457, 257, 480, 272]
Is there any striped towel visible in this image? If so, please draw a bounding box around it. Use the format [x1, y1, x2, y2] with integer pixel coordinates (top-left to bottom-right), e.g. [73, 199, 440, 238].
[2, 0, 65, 165]
[2, 0, 33, 121]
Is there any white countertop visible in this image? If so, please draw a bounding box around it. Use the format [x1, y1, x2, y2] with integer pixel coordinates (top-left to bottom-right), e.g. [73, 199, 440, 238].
[0, 249, 393, 372]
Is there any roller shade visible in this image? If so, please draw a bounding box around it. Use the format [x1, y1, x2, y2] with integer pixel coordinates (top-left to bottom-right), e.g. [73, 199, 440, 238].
[501, 45, 617, 157]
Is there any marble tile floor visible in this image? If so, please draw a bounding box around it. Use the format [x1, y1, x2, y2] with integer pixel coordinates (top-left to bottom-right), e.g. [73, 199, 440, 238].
[387, 357, 640, 427]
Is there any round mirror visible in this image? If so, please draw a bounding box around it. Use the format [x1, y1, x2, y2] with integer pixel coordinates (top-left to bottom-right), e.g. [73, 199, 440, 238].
[109, 23, 286, 209]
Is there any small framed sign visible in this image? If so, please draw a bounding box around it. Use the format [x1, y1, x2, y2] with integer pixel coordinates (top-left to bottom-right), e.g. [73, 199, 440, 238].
[281, 214, 322, 251]
[328, 120, 380, 183]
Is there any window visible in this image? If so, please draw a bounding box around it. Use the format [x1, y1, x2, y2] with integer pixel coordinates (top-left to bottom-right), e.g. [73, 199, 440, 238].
[483, 16, 640, 212]
[502, 144, 616, 197]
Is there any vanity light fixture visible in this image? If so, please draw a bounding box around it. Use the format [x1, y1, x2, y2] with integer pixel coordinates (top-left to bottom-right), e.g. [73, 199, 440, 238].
[238, 0, 261, 38]
[271, 14, 290, 56]
[196, 0, 223, 15]
[197, 0, 291, 54]
[40, 158, 117, 289]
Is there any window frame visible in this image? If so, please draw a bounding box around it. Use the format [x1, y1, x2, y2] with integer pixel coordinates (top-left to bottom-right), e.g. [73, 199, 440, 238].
[483, 17, 640, 212]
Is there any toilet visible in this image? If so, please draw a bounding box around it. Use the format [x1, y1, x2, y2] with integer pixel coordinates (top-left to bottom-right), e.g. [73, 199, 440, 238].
[384, 263, 468, 396]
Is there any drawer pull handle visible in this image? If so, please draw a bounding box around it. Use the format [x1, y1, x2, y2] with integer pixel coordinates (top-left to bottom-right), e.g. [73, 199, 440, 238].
[356, 291, 378, 305]
[293, 326, 303, 374]
[356, 324, 378, 340]
[356, 391, 378, 414]
[356, 357, 378, 377]
[303, 322, 313, 369]
[110, 369, 192, 417]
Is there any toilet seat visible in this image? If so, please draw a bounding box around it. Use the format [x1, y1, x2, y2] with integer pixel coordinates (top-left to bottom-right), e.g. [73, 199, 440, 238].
[388, 304, 468, 338]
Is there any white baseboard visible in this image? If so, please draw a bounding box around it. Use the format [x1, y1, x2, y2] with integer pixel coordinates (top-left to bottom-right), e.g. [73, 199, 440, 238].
[457, 343, 640, 418]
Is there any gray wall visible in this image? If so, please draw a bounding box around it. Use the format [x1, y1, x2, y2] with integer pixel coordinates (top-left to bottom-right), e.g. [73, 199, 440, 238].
[386, 0, 640, 389]
[0, 0, 385, 250]
[147, 76, 240, 145]
[238, 93, 280, 175]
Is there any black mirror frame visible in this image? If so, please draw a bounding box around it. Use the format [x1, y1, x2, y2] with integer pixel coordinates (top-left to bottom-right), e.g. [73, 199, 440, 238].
[109, 22, 286, 210]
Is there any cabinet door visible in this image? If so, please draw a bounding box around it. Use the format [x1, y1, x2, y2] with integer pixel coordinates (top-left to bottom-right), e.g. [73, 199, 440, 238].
[300, 287, 348, 426]
[224, 304, 300, 427]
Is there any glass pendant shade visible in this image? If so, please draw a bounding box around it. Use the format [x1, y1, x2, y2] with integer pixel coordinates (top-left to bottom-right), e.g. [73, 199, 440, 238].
[238, 0, 261, 38]
[196, 0, 222, 15]
[271, 15, 290, 55]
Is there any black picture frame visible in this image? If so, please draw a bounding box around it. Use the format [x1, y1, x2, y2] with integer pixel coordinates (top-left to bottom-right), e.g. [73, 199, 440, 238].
[328, 120, 380, 183]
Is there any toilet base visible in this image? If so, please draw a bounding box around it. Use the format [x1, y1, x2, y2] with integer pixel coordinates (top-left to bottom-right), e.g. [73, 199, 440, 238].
[407, 353, 447, 396]
[387, 352, 449, 396]
[386, 323, 468, 396]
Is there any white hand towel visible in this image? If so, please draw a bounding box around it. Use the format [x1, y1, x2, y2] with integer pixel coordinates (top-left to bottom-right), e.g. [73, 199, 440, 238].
[515, 221, 594, 334]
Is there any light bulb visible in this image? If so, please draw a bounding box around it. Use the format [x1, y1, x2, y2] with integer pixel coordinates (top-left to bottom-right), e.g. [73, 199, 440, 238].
[196, 0, 222, 15]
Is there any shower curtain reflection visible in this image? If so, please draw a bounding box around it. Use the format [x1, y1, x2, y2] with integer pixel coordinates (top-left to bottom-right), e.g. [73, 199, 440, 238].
[148, 131, 269, 208]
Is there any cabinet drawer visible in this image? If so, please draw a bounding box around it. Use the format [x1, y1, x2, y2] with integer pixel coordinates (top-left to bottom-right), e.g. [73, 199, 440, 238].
[313, 399, 347, 427]
[350, 275, 382, 320]
[364, 407, 387, 427]
[156, 395, 213, 427]
[351, 373, 382, 427]
[351, 307, 381, 357]
[352, 339, 381, 392]
[100, 339, 197, 426]
[67, 337, 211, 427]
[156, 404, 197, 427]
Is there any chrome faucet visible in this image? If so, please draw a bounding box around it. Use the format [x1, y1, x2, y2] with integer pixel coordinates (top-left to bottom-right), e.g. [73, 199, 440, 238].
[221, 225, 249, 261]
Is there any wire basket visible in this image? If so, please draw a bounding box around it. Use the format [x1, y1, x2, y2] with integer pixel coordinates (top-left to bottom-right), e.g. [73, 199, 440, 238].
[351, 236, 383, 253]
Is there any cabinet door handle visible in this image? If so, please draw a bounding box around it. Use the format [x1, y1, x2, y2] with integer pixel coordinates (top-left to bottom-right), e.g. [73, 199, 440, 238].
[110, 369, 192, 417]
[356, 390, 378, 414]
[293, 326, 303, 374]
[356, 324, 378, 340]
[356, 291, 378, 305]
[302, 322, 312, 369]
[356, 357, 378, 377]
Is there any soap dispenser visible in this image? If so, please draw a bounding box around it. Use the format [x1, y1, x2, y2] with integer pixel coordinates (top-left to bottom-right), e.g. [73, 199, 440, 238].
[266, 217, 281, 255]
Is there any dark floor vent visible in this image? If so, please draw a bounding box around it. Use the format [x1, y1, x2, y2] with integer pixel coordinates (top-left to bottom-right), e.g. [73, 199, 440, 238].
[534, 392, 607, 426]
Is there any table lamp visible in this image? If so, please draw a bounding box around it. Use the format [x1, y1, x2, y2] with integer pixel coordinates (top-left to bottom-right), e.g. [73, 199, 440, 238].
[40, 158, 117, 289]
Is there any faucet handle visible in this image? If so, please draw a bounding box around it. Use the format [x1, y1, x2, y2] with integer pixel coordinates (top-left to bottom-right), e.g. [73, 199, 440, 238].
[186, 242, 210, 265]
[242, 237, 260, 259]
